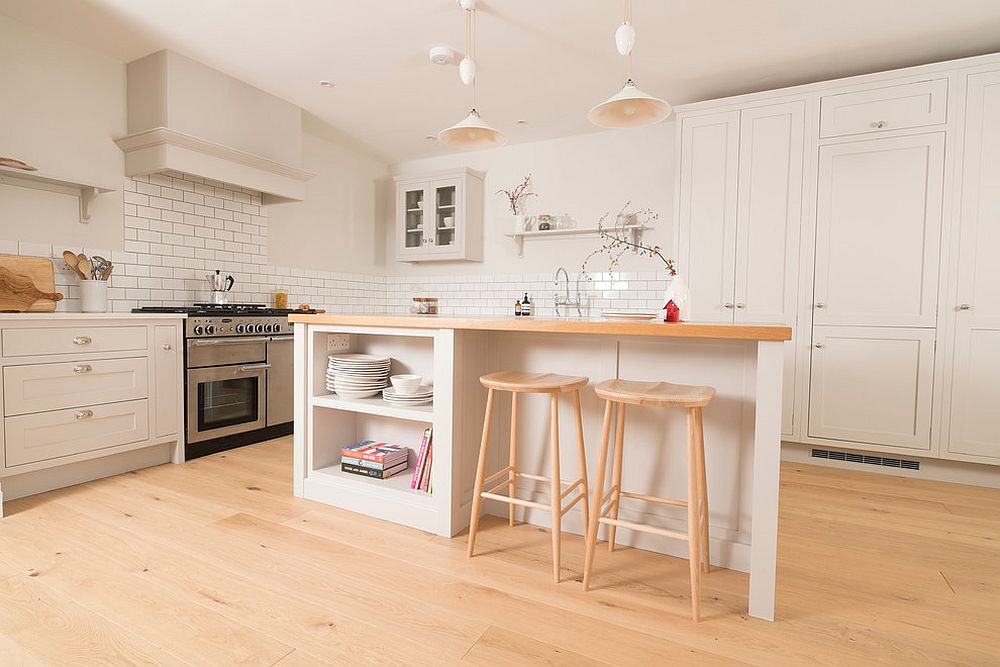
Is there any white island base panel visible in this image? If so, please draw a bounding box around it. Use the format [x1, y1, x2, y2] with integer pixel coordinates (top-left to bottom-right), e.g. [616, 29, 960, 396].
[293, 320, 786, 621]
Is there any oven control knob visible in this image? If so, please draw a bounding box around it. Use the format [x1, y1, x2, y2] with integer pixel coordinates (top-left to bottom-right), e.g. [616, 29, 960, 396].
[266, 323, 276, 333]
[193, 325, 203, 335]
[255, 324, 265, 333]
[235, 324, 245, 334]
[204, 325, 215, 335]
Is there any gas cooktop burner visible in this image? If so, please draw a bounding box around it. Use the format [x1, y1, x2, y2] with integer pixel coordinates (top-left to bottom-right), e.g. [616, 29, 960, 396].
[132, 303, 317, 316]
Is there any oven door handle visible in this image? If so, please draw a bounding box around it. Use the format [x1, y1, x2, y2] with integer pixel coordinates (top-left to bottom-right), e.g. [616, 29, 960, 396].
[189, 337, 271, 346]
[237, 363, 271, 372]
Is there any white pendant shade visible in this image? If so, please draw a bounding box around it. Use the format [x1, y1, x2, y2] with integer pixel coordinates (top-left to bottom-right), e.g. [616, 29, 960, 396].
[458, 56, 476, 86]
[588, 79, 672, 128]
[438, 109, 507, 149]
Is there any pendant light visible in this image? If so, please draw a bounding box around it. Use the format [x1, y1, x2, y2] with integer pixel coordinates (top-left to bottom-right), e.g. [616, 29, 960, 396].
[588, 0, 671, 129]
[438, 0, 506, 149]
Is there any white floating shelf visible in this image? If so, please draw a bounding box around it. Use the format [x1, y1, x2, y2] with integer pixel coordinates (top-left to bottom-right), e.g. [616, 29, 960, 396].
[311, 393, 433, 422]
[0, 166, 116, 223]
[505, 224, 652, 258]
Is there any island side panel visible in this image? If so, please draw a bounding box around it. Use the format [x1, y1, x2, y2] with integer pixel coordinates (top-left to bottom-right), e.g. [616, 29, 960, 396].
[748, 339, 785, 621]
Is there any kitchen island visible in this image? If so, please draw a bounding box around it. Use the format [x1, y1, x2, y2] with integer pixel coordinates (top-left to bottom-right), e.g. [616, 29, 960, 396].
[290, 313, 791, 621]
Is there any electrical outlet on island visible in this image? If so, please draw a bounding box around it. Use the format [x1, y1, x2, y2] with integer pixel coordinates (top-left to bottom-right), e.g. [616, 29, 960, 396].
[327, 334, 350, 353]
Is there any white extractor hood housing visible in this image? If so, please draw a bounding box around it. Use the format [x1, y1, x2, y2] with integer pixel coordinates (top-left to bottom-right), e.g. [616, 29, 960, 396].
[116, 50, 314, 202]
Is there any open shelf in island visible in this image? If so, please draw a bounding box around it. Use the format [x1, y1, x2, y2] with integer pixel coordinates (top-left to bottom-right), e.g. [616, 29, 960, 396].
[311, 393, 433, 422]
[310, 463, 433, 504]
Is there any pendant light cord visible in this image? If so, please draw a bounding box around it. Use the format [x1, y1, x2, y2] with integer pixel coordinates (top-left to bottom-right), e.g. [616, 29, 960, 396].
[625, 0, 634, 83]
[467, 6, 478, 110]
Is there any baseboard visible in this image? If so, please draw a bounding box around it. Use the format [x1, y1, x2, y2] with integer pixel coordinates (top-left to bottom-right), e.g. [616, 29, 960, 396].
[781, 442, 1000, 488]
[0, 443, 173, 510]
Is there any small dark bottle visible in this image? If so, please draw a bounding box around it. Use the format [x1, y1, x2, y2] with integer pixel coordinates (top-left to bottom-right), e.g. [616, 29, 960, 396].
[514, 299, 522, 316]
[522, 293, 532, 317]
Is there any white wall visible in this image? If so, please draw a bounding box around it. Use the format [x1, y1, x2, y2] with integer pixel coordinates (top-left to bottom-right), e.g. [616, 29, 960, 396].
[387, 124, 676, 277]
[268, 115, 388, 274]
[0, 15, 125, 250]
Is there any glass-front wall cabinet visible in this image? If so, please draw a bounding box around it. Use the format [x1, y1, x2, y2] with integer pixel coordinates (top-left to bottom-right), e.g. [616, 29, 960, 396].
[394, 169, 484, 262]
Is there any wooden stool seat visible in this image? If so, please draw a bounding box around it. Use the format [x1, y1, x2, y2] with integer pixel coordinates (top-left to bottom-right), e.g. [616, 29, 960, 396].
[584, 377, 716, 622]
[469, 371, 591, 583]
[595, 379, 716, 408]
[481, 371, 589, 393]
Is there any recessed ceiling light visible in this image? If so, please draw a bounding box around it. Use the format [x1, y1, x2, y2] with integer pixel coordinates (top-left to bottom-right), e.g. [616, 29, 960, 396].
[516, 119, 527, 125]
[425, 134, 437, 140]
[319, 80, 335, 88]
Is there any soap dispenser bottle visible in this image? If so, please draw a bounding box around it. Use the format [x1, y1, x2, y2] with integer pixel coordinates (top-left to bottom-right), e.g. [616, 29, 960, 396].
[522, 293, 532, 317]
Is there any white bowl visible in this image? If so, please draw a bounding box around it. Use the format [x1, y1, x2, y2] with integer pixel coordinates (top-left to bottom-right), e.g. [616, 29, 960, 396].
[390, 374, 422, 395]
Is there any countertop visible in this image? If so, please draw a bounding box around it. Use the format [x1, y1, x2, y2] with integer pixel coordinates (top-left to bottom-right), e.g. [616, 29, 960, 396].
[288, 314, 792, 341]
[0, 312, 186, 320]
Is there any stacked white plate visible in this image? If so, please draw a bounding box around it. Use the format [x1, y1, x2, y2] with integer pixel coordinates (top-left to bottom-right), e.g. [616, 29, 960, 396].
[383, 385, 434, 407]
[326, 353, 392, 398]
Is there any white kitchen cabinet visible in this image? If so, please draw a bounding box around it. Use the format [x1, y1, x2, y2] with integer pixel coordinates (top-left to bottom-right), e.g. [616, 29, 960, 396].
[394, 168, 484, 262]
[677, 102, 803, 435]
[808, 326, 934, 452]
[818, 78, 948, 138]
[944, 69, 1000, 462]
[813, 133, 944, 328]
[677, 111, 740, 323]
[0, 315, 185, 515]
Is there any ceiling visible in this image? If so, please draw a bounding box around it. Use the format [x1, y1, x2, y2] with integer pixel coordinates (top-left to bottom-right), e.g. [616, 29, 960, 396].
[4, 0, 1000, 163]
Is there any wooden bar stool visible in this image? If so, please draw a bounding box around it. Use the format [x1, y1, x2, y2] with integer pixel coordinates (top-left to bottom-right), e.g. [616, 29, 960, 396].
[582, 378, 716, 622]
[468, 371, 591, 583]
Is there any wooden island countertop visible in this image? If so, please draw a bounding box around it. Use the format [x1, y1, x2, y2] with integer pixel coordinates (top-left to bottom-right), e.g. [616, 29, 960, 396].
[288, 313, 792, 342]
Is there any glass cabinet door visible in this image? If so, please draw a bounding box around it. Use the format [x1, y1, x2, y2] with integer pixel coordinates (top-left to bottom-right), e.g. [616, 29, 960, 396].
[402, 187, 425, 250]
[430, 179, 462, 251]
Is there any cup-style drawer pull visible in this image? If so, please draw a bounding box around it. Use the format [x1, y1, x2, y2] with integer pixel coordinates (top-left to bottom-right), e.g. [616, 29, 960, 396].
[73, 336, 92, 345]
[73, 364, 93, 373]
[75, 409, 94, 420]
[871, 120, 887, 129]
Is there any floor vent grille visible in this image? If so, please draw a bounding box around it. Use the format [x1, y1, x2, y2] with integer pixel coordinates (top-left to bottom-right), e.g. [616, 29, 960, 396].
[811, 448, 920, 471]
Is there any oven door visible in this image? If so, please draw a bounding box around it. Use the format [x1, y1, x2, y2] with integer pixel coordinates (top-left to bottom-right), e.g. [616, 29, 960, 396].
[186, 362, 268, 443]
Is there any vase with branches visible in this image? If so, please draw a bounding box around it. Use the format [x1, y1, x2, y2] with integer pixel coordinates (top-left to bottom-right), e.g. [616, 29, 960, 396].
[581, 202, 688, 321]
[496, 174, 536, 232]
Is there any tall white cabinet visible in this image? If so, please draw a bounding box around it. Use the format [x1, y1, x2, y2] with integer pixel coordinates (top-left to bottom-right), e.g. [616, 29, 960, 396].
[675, 52, 1000, 466]
[678, 101, 804, 435]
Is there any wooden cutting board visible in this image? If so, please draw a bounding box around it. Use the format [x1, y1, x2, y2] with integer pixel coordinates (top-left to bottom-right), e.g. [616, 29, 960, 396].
[0, 255, 60, 312]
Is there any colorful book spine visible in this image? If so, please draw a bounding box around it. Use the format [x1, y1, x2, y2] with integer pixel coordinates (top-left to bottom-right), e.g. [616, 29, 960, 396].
[341, 456, 401, 471]
[411, 427, 432, 489]
[419, 443, 433, 492]
[341, 461, 408, 479]
[340, 441, 407, 464]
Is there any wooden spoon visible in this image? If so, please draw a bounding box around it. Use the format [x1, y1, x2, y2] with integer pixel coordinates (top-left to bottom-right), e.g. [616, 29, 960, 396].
[76, 253, 93, 280]
[62, 250, 87, 279]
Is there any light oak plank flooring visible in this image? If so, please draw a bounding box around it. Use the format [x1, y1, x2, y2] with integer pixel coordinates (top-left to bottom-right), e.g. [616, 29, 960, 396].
[0, 436, 998, 665]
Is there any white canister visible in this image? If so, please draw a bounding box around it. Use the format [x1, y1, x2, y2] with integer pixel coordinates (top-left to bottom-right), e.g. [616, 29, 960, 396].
[80, 280, 108, 313]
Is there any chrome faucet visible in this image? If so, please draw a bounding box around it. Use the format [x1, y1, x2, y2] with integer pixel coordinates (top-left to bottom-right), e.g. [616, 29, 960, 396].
[554, 267, 584, 317]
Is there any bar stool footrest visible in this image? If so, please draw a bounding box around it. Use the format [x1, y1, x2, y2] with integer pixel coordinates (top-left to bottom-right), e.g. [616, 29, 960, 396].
[598, 516, 690, 542]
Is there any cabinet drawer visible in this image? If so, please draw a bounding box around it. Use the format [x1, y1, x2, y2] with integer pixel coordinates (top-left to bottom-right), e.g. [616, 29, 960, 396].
[2, 326, 147, 358]
[819, 79, 948, 137]
[4, 399, 149, 467]
[3, 357, 148, 416]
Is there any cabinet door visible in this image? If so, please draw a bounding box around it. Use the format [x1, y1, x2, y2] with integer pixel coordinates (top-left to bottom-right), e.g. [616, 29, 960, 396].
[808, 326, 934, 451]
[427, 177, 464, 255]
[396, 182, 428, 258]
[153, 325, 179, 438]
[947, 70, 1000, 461]
[677, 111, 739, 322]
[733, 102, 805, 435]
[813, 133, 944, 327]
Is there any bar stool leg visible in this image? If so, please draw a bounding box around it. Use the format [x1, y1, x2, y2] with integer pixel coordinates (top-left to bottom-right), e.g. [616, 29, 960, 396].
[583, 399, 614, 592]
[607, 402, 626, 552]
[686, 407, 702, 622]
[508, 392, 519, 527]
[468, 388, 495, 558]
[693, 407, 710, 573]
[548, 392, 562, 583]
[571, 389, 590, 542]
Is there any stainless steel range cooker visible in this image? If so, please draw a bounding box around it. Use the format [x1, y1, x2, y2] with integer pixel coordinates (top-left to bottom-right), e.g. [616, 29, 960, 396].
[133, 303, 315, 459]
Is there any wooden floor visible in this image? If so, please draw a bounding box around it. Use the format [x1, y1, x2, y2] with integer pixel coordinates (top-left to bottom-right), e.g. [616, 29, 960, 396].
[1, 437, 998, 665]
